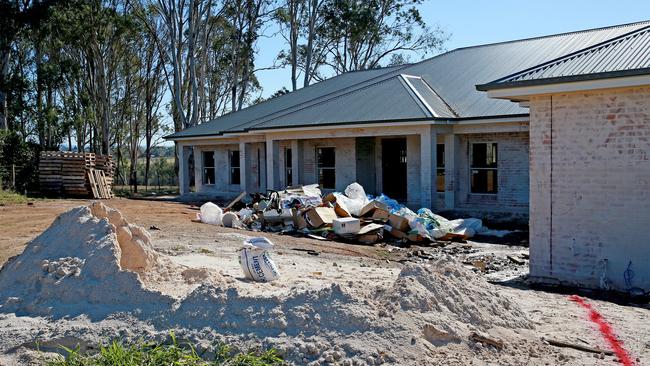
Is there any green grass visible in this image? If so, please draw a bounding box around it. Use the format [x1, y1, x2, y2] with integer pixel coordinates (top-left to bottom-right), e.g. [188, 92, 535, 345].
[46, 333, 283, 366]
[0, 190, 31, 205]
[113, 185, 180, 198]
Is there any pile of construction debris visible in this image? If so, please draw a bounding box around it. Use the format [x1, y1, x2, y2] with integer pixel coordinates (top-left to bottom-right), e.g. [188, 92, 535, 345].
[197, 182, 510, 245]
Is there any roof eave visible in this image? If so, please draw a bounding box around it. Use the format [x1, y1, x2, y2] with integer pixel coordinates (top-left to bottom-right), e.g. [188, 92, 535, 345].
[477, 70, 650, 102]
[477, 68, 650, 92]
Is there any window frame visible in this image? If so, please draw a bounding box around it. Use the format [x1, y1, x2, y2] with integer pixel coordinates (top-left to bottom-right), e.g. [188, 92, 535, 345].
[469, 142, 498, 194]
[229, 150, 241, 185]
[202, 151, 215, 185]
[316, 146, 336, 190]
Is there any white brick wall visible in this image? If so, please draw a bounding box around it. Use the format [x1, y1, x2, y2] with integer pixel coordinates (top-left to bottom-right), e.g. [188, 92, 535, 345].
[189, 132, 531, 217]
[455, 132, 530, 214]
[195, 144, 242, 195]
[529, 86, 650, 291]
[301, 138, 356, 192]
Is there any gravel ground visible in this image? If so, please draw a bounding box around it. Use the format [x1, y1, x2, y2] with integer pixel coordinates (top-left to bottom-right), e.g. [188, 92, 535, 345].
[0, 198, 648, 365]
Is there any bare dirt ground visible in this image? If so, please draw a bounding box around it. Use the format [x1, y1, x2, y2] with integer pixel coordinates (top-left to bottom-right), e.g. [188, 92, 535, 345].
[1, 198, 649, 365]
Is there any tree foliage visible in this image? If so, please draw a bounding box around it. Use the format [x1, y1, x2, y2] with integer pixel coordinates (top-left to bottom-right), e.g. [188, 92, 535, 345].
[0, 0, 443, 192]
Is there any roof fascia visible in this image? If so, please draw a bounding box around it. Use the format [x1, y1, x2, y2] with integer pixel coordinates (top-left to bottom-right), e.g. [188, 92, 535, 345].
[484, 73, 650, 101]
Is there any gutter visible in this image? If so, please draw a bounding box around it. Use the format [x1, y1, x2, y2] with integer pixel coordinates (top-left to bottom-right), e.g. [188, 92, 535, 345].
[165, 114, 530, 142]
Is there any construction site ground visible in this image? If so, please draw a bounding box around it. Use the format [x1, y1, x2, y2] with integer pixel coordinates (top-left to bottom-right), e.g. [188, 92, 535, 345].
[1, 198, 649, 365]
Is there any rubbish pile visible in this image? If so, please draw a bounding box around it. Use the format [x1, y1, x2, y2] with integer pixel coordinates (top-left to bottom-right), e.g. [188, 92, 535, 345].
[196, 182, 509, 245]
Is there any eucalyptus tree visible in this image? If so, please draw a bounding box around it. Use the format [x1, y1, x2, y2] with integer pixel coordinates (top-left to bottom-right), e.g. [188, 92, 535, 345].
[320, 0, 447, 73]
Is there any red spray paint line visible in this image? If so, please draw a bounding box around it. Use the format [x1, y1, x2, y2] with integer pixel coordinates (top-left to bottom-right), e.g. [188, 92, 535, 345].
[569, 295, 634, 366]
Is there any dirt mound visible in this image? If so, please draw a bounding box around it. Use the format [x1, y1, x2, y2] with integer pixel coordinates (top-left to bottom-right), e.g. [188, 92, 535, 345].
[0, 203, 219, 319]
[376, 259, 533, 337]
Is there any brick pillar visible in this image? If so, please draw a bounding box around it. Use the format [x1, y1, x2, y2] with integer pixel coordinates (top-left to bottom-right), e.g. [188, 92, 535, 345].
[193, 147, 203, 192]
[265, 137, 279, 190]
[444, 134, 459, 209]
[420, 126, 437, 209]
[239, 141, 247, 192]
[177, 143, 190, 195]
[291, 139, 301, 186]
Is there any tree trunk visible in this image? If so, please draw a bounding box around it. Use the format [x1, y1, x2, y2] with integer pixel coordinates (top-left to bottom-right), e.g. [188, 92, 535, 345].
[0, 50, 9, 130]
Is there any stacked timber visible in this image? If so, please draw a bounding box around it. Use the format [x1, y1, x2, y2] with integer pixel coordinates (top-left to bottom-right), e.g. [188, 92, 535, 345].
[39, 151, 114, 199]
[95, 155, 115, 193]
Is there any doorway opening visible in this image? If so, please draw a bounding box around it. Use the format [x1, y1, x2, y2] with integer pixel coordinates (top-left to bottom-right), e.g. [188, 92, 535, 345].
[381, 138, 407, 200]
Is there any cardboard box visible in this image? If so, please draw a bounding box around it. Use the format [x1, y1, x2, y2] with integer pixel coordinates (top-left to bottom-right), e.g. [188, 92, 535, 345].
[334, 201, 351, 217]
[333, 217, 360, 235]
[384, 225, 425, 242]
[322, 192, 351, 217]
[293, 210, 308, 229]
[322, 193, 337, 203]
[384, 225, 407, 239]
[305, 207, 338, 228]
[388, 214, 410, 232]
[359, 200, 389, 217]
[371, 208, 390, 221]
[358, 223, 384, 234]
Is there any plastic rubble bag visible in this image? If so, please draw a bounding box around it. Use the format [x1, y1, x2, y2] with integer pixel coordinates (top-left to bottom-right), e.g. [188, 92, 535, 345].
[341, 182, 370, 216]
[281, 184, 323, 209]
[302, 184, 322, 198]
[237, 208, 254, 221]
[198, 202, 223, 225]
[375, 194, 402, 213]
[238, 237, 280, 282]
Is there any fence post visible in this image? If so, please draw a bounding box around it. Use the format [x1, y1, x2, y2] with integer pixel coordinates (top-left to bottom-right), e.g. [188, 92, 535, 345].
[12, 164, 15, 190]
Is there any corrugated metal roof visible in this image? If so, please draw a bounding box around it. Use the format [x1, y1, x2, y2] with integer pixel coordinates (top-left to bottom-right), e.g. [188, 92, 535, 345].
[246, 75, 433, 130]
[478, 24, 650, 89]
[167, 20, 650, 139]
[168, 65, 408, 138]
[404, 21, 650, 117]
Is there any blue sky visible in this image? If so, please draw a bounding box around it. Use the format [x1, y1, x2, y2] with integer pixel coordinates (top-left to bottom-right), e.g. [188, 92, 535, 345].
[254, 0, 650, 98]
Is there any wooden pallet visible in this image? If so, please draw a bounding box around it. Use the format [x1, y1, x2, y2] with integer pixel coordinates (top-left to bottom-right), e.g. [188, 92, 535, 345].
[87, 168, 113, 199]
[39, 151, 114, 198]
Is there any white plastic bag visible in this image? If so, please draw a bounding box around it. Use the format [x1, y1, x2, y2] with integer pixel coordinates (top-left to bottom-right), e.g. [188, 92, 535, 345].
[238, 237, 280, 282]
[336, 182, 370, 217]
[198, 202, 223, 225]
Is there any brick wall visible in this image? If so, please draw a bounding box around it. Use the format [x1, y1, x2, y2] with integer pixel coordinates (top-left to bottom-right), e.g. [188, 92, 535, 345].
[301, 138, 356, 192]
[455, 132, 530, 214]
[195, 143, 266, 196]
[529, 86, 650, 291]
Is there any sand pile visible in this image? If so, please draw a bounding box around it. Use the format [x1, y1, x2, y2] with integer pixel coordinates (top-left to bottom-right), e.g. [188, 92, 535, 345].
[376, 260, 533, 338]
[157, 259, 534, 365]
[0, 203, 218, 319]
[0, 204, 535, 365]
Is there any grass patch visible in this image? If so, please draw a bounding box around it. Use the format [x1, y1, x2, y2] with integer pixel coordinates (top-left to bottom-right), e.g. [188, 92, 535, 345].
[47, 333, 283, 366]
[0, 190, 30, 205]
[113, 185, 179, 198]
[199, 248, 214, 255]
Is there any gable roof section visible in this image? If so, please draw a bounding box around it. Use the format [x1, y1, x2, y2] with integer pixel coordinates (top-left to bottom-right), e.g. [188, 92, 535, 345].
[168, 65, 408, 138]
[167, 20, 650, 139]
[477, 24, 650, 91]
[243, 74, 457, 132]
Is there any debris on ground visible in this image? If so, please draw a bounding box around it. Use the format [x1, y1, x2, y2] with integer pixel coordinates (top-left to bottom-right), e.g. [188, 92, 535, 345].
[0, 204, 542, 365]
[195, 182, 512, 247]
